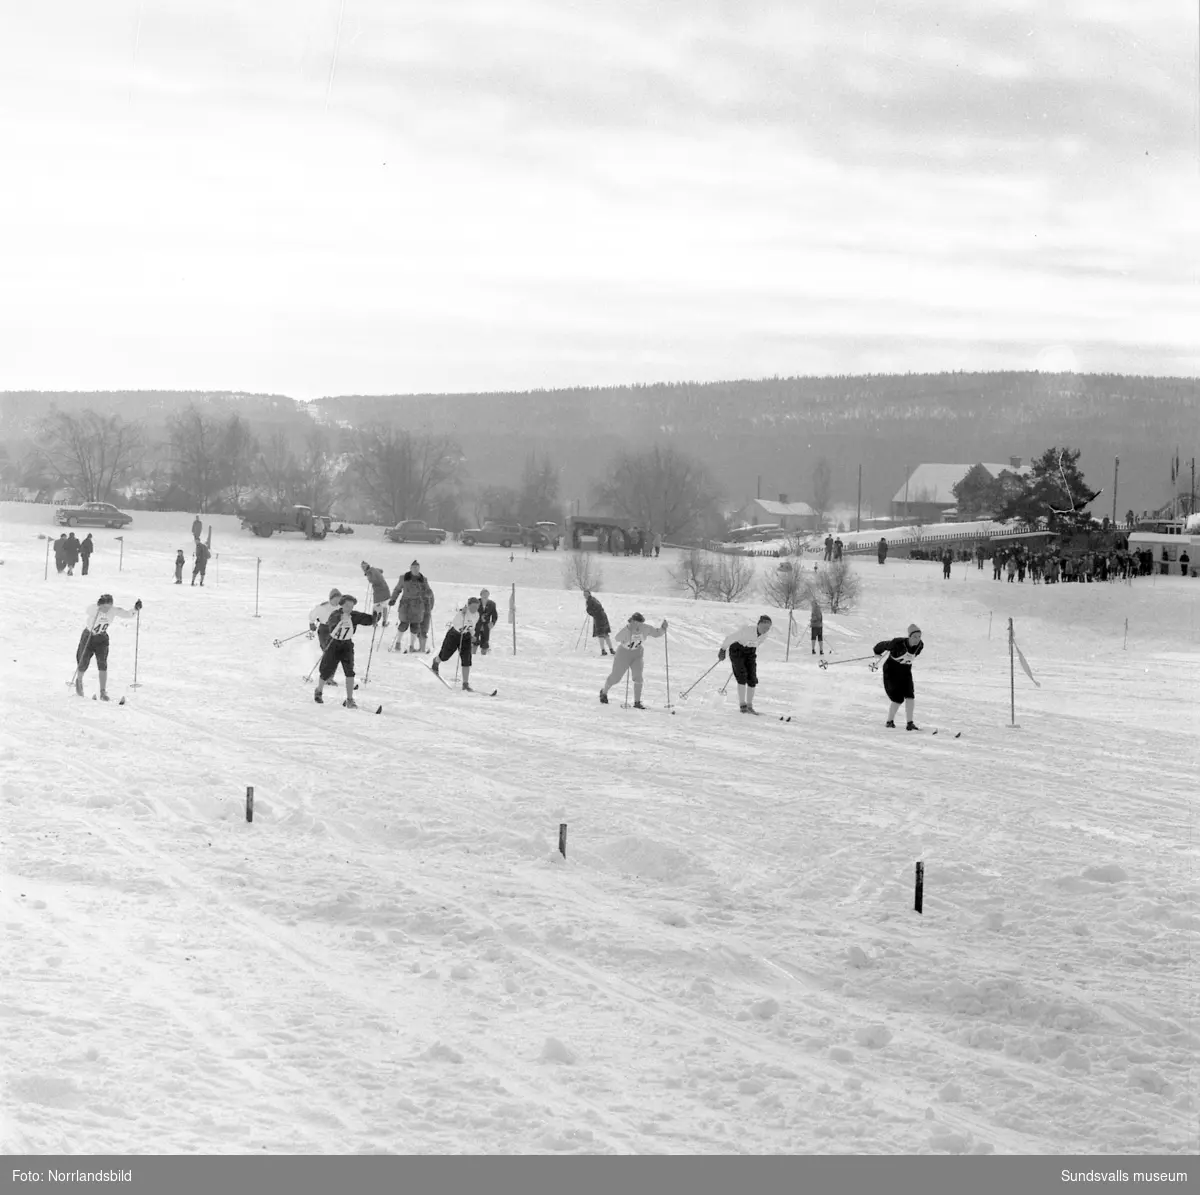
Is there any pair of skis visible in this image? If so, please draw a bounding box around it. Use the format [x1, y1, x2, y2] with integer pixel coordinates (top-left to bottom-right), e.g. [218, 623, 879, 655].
[421, 661, 497, 697]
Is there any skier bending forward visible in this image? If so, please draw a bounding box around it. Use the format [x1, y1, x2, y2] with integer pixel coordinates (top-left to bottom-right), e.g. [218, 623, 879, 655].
[74, 593, 142, 700]
[718, 615, 773, 714]
[315, 594, 378, 708]
[872, 623, 924, 730]
[431, 597, 482, 690]
[599, 612, 667, 709]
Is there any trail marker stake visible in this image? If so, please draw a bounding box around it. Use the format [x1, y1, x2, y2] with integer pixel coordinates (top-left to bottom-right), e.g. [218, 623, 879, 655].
[558, 823, 567, 858]
[246, 786, 254, 823]
[914, 861, 924, 914]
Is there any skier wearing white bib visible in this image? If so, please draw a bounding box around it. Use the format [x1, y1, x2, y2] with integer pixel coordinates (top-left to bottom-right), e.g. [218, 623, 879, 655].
[74, 594, 141, 700]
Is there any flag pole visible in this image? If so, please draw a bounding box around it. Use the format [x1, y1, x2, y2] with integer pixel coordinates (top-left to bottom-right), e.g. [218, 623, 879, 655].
[510, 583, 516, 656]
[1008, 617, 1015, 727]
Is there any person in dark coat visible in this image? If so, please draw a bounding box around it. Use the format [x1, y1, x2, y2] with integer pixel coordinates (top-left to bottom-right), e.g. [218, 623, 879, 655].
[389, 560, 434, 652]
[65, 532, 81, 575]
[872, 624, 924, 730]
[941, 548, 952, 580]
[174, 549, 186, 584]
[877, 538, 888, 565]
[583, 589, 615, 655]
[191, 515, 203, 541]
[54, 534, 69, 574]
[475, 588, 499, 654]
[192, 540, 210, 586]
[833, 537, 843, 560]
[79, 533, 94, 575]
[823, 534, 833, 562]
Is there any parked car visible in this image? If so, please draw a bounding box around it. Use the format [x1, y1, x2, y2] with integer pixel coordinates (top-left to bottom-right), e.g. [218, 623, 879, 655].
[54, 501, 133, 529]
[534, 521, 561, 549]
[459, 520, 526, 547]
[384, 519, 447, 545]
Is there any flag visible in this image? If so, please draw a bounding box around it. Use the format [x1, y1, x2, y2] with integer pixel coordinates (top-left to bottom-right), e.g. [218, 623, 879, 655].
[507, 587, 515, 625]
[1013, 636, 1040, 688]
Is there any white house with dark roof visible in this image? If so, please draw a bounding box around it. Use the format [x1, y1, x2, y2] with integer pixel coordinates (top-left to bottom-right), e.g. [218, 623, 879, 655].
[734, 495, 818, 531]
[891, 458, 1031, 522]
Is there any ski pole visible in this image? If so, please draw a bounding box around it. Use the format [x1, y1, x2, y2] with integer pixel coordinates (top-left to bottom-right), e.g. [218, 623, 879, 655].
[362, 620, 379, 685]
[273, 629, 311, 648]
[130, 609, 142, 689]
[576, 615, 589, 650]
[663, 627, 672, 709]
[69, 625, 98, 689]
[678, 659, 721, 701]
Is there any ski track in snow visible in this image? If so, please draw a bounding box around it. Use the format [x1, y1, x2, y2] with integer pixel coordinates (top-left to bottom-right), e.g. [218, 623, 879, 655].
[1, 506, 1198, 1155]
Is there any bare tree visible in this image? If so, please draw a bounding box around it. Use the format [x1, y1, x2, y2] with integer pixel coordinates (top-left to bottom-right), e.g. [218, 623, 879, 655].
[472, 484, 521, 526]
[708, 553, 756, 602]
[814, 559, 861, 613]
[221, 414, 260, 511]
[594, 446, 722, 541]
[35, 409, 145, 502]
[669, 548, 717, 599]
[256, 430, 301, 508]
[811, 458, 832, 531]
[349, 427, 462, 525]
[518, 452, 561, 526]
[762, 560, 814, 610]
[561, 550, 603, 592]
[167, 405, 226, 512]
[294, 425, 336, 513]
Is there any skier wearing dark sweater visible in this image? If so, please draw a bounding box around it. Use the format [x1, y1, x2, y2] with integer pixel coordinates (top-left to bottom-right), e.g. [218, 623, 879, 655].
[314, 594, 377, 708]
[361, 561, 392, 627]
[872, 624, 924, 730]
[718, 616, 773, 714]
[599, 613, 668, 708]
[583, 589, 615, 655]
[431, 598, 482, 690]
[73, 594, 141, 700]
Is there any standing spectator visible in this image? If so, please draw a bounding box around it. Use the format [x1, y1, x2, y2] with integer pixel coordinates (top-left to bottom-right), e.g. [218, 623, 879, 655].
[191, 515, 203, 541]
[716, 615, 773, 715]
[652, 531, 662, 558]
[79, 533, 94, 575]
[54, 533, 69, 574]
[823, 534, 834, 562]
[192, 539, 210, 586]
[877, 538, 888, 565]
[1180, 549, 1191, 576]
[599, 612, 669, 709]
[1016, 553, 1026, 583]
[584, 589, 615, 655]
[174, 549, 186, 584]
[1160, 548, 1170, 576]
[941, 548, 952, 580]
[65, 532, 81, 576]
[475, 588, 499, 655]
[389, 560, 434, 653]
[976, 543, 986, 570]
[833, 537, 844, 561]
[1006, 556, 1018, 583]
[361, 561, 391, 626]
[993, 550, 1003, 581]
[809, 596, 824, 656]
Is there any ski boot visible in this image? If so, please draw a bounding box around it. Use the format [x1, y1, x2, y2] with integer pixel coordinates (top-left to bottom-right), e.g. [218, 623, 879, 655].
[632, 701, 645, 710]
[99, 692, 110, 702]
[739, 703, 748, 713]
[343, 699, 358, 709]
[462, 683, 473, 692]
[906, 722, 920, 731]
[885, 720, 895, 728]
[314, 689, 324, 703]
[430, 658, 439, 675]
[745, 706, 760, 715]
[599, 689, 608, 704]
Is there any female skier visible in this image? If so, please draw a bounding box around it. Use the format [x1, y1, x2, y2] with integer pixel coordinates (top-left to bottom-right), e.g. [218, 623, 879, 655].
[73, 593, 142, 700]
[871, 623, 925, 730]
[315, 594, 378, 708]
[717, 615, 773, 714]
[598, 613, 668, 708]
[431, 597, 482, 690]
[583, 589, 615, 655]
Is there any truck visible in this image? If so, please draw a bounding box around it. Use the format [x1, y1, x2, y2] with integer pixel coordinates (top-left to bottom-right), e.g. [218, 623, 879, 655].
[459, 520, 526, 547]
[239, 504, 332, 539]
[383, 519, 448, 545]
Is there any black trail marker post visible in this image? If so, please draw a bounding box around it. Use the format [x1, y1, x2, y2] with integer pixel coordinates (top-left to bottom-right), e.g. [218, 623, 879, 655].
[246, 786, 254, 823]
[914, 861, 924, 914]
[558, 823, 567, 858]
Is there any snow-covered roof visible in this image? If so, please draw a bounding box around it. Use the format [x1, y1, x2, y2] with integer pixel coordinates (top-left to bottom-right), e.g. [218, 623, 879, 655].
[891, 463, 1031, 506]
[742, 498, 816, 518]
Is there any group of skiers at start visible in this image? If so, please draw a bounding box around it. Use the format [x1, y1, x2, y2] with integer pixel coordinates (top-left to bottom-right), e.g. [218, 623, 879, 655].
[303, 560, 502, 707]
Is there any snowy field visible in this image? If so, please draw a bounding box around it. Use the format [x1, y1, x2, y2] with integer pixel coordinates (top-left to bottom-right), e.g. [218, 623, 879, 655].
[1, 502, 1197, 1156]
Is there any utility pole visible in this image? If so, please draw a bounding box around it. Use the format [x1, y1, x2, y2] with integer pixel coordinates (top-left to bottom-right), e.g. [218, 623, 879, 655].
[1112, 456, 1118, 526]
[856, 464, 862, 533]
[1191, 457, 1196, 518]
[757, 475, 761, 500]
[903, 465, 910, 522]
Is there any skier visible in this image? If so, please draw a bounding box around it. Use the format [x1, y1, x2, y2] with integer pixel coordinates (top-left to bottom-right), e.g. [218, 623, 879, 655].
[598, 612, 668, 708]
[79, 533, 94, 576]
[65, 532, 80, 576]
[73, 593, 141, 700]
[314, 594, 377, 707]
[809, 596, 824, 656]
[717, 615, 773, 714]
[191, 515, 203, 541]
[871, 623, 924, 731]
[192, 540, 210, 586]
[361, 561, 391, 627]
[309, 587, 343, 651]
[389, 560, 434, 653]
[431, 597, 483, 690]
[475, 588, 499, 655]
[583, 589, 615, 655]
[174, 549, 185, 584]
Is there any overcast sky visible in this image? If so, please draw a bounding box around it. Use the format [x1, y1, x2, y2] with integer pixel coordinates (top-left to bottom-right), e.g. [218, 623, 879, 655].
[1, 0, 1196, 399]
